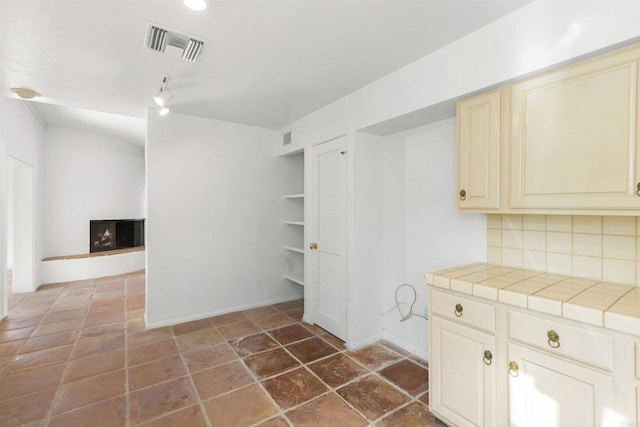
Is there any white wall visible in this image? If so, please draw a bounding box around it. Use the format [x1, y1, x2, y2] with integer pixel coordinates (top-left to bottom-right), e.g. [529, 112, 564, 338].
[43, 126, 145, 257]
[382, 118, 486, 360]
[280, 0, 640, 152]
[146, 111, 302, 328]
[0, 98, 45, 311]
[273, 0, 640, 360]
[10, 160, 34, 293]
[348, 132, 385, 348]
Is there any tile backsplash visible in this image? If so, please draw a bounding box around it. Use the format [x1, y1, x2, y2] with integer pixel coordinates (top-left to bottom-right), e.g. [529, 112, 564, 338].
[487, 214, 640, 286]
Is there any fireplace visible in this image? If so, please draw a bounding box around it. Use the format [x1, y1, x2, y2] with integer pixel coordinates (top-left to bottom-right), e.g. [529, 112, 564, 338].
[90, 219, 144, 253]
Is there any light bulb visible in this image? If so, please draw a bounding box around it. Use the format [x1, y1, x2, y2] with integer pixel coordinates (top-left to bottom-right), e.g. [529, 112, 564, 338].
[153, 90, 172, 107]
[184, 0, 207, 11]
[155, 104, 170, 116]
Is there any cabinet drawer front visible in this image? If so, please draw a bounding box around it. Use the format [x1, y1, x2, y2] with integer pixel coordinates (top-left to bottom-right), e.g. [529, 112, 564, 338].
[509, 311, 613, 370]
[431, 290, 495, 333]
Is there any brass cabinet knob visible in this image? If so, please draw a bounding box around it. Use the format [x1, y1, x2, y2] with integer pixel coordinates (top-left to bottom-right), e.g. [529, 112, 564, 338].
[508, 361, 519, 377]
[309, 242, 318, 250]
[547, 330, 560, 348]
[454, 303, 463, 317]
[459, 189, 467, 201]
[483, 350, 493, 365]
[636, 183, 640, 196]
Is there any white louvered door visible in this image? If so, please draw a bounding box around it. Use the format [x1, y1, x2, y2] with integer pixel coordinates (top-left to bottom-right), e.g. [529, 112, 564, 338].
[311, 137, 347, 340]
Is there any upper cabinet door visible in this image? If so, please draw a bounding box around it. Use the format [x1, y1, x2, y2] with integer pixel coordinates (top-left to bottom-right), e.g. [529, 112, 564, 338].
[510, 48, 640, 209]
[458, 89, 501, 210]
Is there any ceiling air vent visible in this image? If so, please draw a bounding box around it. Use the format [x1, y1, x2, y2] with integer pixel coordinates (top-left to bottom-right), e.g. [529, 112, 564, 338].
[145, 23, 206, 63]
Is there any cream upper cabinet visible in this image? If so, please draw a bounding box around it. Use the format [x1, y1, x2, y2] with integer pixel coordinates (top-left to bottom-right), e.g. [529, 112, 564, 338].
[458, 89, 501, 210]
[510, 47, 640, 209]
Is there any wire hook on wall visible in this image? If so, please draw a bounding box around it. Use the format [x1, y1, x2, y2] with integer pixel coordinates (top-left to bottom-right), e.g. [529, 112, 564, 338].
[392, 283, 429, 322]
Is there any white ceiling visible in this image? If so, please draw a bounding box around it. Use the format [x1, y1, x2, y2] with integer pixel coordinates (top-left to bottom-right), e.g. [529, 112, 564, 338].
[0, 0, 530, 145]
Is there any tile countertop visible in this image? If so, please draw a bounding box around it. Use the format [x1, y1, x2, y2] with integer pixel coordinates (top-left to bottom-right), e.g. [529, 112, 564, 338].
[425, 263, 640, 336]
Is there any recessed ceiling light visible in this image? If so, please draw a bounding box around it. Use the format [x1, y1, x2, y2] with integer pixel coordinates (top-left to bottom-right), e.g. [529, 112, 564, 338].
[11, 88, 41, 100]
[184, 0, 207, 11]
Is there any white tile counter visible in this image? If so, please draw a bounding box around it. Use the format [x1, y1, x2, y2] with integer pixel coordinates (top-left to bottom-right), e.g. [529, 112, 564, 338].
[426, 263, 640, 335]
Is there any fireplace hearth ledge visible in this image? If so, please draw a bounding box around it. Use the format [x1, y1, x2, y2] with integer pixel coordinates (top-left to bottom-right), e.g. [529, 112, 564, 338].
[39, 247, 145, 285]
[42, 246, 145, 261]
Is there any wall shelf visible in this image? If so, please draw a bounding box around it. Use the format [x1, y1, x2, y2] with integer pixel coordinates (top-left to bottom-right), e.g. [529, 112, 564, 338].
[284, 271, 304, 286]
[281, 150, 305, 289]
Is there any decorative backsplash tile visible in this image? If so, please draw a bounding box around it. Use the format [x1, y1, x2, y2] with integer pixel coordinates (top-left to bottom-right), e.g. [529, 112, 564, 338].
[487, 214, 640, 286]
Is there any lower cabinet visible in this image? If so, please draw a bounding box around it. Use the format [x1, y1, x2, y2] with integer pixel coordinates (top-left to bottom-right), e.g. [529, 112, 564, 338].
[430, 315, 495, 427]
[428, 287, 637, 427]
[637, 387, 639, 426]
[507, 343, 613, 427]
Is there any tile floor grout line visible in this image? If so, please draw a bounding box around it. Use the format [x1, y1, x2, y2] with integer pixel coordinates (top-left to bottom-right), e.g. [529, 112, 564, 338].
[41, 280, 95, 426]
[124, 290, 131, 427]
[249, 322, 371, 424]
[2, 276, 440, 426]
[206, 329, 286, 426]
[172, 329, 214, 427]
[240, 321, 332, 427]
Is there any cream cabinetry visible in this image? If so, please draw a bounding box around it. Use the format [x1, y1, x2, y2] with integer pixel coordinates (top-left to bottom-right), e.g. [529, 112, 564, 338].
[457, 90, 501, 210]
[510, 47, 640, 209]
[430, 315, 496, 427]
[508, 310, 613, 370]
[507, 343, 613, 427]
[428, 287, 636, 427]
[456, 42, 640, 214]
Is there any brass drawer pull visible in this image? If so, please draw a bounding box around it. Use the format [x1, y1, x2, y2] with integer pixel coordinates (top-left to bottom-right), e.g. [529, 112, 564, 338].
[508, 361, 519, 377]
[454, 303, 463, 317]
[483, 350, 493, 365]
[636, 183, 640, 197]
[547, 330, 560, 348]
[459, 189, 467, 201]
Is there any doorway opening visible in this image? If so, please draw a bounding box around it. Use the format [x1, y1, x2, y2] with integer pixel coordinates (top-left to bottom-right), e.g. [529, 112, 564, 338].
[6, 157, 35, 307]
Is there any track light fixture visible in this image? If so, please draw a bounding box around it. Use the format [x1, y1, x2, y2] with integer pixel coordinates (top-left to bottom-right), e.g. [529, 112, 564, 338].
[152, 75, 172, 115]
[154, 104, 170, 116]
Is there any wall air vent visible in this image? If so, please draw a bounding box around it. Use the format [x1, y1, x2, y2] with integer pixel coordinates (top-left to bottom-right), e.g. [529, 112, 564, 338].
[145, 23, 206, 63]
[283, 131, 292, 146]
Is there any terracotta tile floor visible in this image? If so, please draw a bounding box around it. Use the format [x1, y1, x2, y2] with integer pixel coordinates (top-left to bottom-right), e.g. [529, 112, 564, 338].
[0, 270, 446, 426]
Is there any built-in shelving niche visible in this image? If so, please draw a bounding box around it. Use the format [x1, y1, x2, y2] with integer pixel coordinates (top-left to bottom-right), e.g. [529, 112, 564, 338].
[281, 150, 304, 286]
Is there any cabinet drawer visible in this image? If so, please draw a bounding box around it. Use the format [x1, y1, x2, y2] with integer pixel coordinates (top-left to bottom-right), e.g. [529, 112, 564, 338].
[431, 290, 495, 333]
[509, 311, 613, 370]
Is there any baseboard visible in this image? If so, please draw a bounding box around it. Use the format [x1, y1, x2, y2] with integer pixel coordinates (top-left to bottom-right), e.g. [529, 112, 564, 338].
[346, 334, 383, 352]
[382, 332, 429, 362]
[144, 293, 303, 329]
